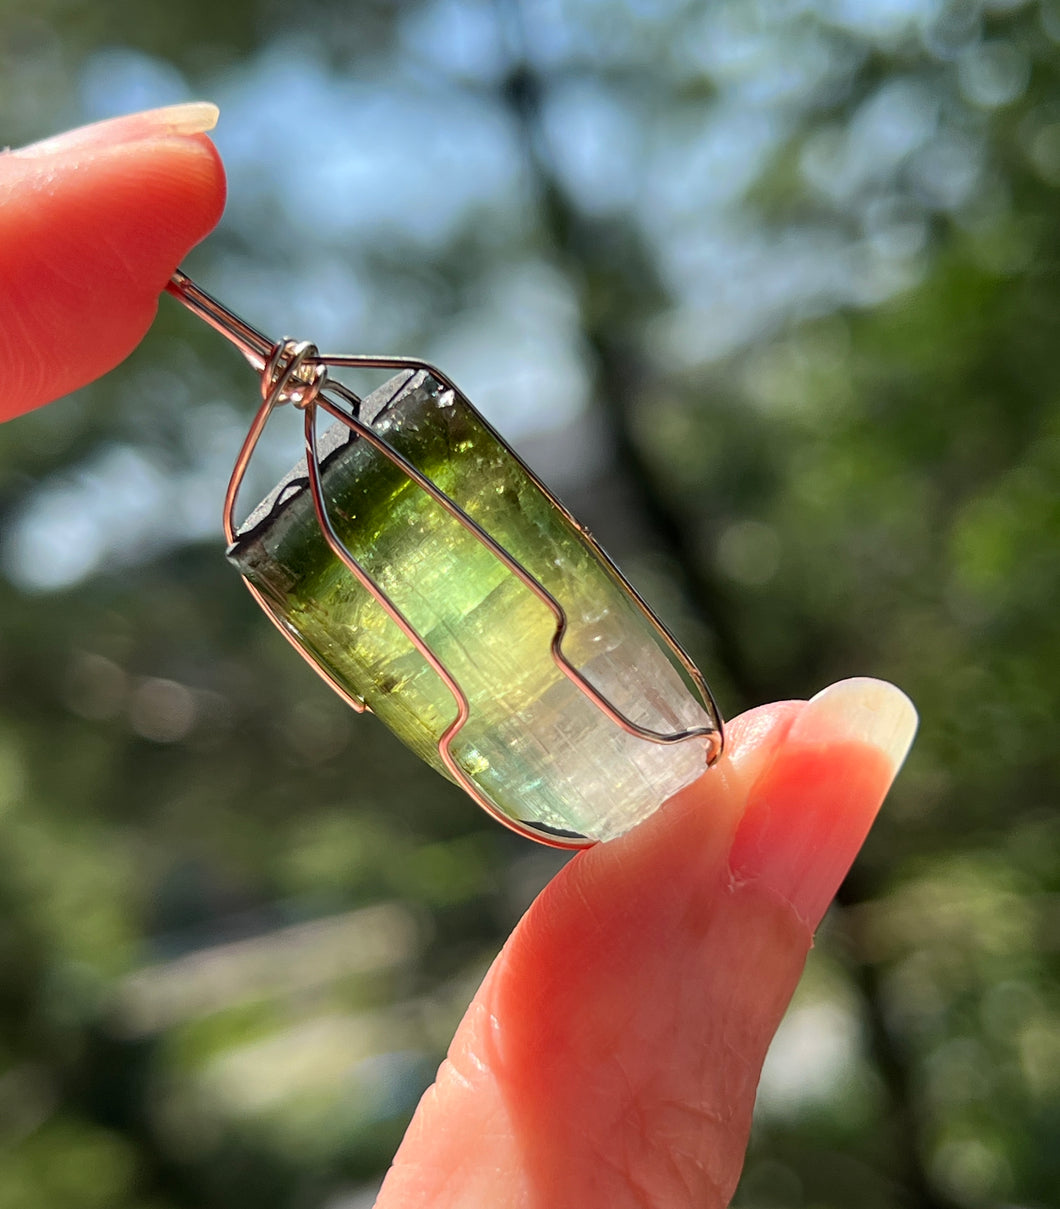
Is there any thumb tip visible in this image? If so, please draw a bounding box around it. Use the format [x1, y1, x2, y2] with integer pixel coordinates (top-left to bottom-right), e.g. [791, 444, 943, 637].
[729, 677, 917, 928]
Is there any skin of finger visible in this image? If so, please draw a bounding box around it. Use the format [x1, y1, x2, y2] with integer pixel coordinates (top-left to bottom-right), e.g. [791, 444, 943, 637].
[375, 700, 842, 1209]
[0, 133, 225, 419]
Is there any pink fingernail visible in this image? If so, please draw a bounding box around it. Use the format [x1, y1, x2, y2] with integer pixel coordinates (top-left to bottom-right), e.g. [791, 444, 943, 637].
[728, 678, 917, 927]
[12, 103, 219, 158]
[789, 678, 918, 773]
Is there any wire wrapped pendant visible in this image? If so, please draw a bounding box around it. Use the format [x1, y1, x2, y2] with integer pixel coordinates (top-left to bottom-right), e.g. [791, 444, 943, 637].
[166, 271, 723, 848]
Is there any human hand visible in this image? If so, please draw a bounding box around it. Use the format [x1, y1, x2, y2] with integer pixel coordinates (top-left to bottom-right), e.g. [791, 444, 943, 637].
[374, 683, 915, 1208]
[1, 107, 917, 1209]
[0, 102, 225, 418]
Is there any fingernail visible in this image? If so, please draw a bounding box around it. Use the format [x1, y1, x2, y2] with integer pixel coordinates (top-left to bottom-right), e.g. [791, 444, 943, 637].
[143, 101, 220, 135]
[728, 678, 917, 927]
[789, 677, 918, 778]
[13, 103, 220, 158]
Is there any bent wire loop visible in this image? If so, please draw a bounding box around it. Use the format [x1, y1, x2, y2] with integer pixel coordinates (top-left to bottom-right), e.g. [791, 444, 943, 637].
[165, 269, 725, 848]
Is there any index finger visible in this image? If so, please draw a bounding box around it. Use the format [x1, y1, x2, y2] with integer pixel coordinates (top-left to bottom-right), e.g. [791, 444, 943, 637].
[0, 103, 226, 420]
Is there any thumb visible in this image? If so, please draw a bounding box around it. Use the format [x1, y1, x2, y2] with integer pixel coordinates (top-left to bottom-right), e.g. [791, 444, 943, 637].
[376, 679, 916, 1209]
[0, 103, 226, 420]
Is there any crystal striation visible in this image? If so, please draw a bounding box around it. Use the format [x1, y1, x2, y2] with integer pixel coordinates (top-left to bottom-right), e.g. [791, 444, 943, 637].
[228, 370, 715, 843]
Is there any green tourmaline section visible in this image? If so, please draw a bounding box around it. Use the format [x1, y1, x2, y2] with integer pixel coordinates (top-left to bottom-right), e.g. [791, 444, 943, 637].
[229, 370, 714, 841]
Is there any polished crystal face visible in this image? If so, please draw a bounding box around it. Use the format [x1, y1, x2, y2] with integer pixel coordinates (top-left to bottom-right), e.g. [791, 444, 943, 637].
[228, 369, 715, 843]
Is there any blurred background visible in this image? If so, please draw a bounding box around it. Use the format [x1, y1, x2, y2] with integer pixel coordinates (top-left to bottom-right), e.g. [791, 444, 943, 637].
[1, 0, 1058, 1205]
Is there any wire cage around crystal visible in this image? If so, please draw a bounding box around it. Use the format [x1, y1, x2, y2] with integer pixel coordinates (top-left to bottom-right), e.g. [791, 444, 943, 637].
[166, 271, 724, 849]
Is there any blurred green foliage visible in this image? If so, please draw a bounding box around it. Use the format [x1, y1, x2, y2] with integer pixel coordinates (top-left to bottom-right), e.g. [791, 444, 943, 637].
[1, 1, 1059, 1206]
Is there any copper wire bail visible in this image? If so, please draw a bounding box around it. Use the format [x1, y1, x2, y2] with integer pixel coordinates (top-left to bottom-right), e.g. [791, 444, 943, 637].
[164, 270, 725, 848]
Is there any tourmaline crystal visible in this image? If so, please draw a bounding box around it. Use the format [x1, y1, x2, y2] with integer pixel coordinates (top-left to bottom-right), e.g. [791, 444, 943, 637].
[228, 370, 714, 842]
